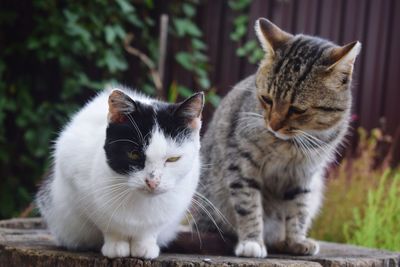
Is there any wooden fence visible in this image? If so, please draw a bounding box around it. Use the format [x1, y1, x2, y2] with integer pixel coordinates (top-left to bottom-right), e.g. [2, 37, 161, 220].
[165, 0, 399, 137]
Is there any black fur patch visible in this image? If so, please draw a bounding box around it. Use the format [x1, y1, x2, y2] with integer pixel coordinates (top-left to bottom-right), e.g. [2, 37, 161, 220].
[230, 181, 243, 189]
[283, 187, 311, 201]
[104, 100, 194, 175]
[234, 204, 252, 216]
[242, 177, 261, 190]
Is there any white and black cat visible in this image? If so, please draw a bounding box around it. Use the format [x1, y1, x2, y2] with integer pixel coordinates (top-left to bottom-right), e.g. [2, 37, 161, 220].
[37, 87, 204, 259]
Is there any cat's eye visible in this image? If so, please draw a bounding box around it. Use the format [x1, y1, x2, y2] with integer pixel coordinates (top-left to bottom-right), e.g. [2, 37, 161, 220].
[127, 151, 140, 160]
[288, 106, 307, 115]
[166, 156, 181, 163]
[260, 95, 273, 105]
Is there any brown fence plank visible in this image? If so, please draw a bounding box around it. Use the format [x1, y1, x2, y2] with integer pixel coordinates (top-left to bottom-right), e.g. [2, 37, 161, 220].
[382, 0, 400, 134]
[217, 5, 244, 96]
[359, 0, 392, 129]
[199, 1, 225, 86]
[339, 0, 369, 124]
[294, 0, 320, 35]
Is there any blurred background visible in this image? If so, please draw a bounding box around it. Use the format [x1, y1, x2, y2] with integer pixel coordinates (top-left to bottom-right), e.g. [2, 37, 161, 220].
[0, 0, 399, 251]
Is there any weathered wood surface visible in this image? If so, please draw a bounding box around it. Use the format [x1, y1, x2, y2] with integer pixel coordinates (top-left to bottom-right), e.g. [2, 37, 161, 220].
[0, 218, 399, 267]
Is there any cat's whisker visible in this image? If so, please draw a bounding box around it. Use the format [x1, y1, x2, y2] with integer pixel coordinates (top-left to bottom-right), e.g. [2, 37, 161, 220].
[126, 113, 144, 143]
[294, 135, 313, 163]
[193, 192, 232, 227]
[239, 112, 264, 118]
[300, 130, 342, 158]
[295, 131, 337, 164]
[236, 119, 264, 135]
[191, 198, 226, 242]
[105, 189, 131, 233]
[292, 136, 306, 159]
[83, 194, 131, 235]
[75, 188, 131, 236]
[107, 139, 140, 146]
[186, 208, 202, 248]
[76, 184, 128, 203]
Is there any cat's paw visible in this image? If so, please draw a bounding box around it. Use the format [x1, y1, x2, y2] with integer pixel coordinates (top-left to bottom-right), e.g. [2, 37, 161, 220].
[285, 238, 320, 256]
[130, 240, 160, 259]
[101, 240, 130, 258]
[235, 240, 267, 258]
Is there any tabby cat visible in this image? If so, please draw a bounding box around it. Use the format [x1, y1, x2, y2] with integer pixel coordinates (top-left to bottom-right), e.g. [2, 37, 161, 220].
[195, 18, 361, 257]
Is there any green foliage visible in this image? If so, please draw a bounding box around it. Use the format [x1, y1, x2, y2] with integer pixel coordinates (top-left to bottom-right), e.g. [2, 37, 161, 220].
[0, 0, 214, 219]
[310, 128, 400, 251]
[228, 0, 264, 64]
[169, 2, 212, 104]
[343, 171, 400, 251]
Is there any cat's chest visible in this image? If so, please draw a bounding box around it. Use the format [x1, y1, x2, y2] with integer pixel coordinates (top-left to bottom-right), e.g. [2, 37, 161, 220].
[238, 132, 319, 195]
[254, 139, 314, 195]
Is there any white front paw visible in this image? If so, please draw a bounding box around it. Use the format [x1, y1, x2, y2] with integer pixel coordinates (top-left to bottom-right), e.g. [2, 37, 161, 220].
[235, 240, 267, 258]
[101, 240, 130, 258]
[130, 240, 160, 259]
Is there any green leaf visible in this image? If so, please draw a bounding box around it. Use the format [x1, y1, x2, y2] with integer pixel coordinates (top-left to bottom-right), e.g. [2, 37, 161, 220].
[192, 51, 208, 62]
[177, 86, 194, 98]
[173, 18, 202, 37]
[185, 21, 202, 37]
[175, 52, 193, 70]
[233, 15, 248, 26]
[230, 24, 246, 41]
[63, 9, 78, 23]
[198, 77, 210, 89]
[236, 46, 247, 57]
[173, 18, 187, 37]
[113, 24, 126, 39]
[249, 48, 264, 63]
[144, 0, 154, 9]
[228, 0, 252, 10]
[206, 91, 221, 107]
[101, 51, 128, 73]
[192, 38, 207, 50]
[183, 3, 196, 17]
[127, 14, 144, 28]
[104, 25, 116, 44]
[116, 0, 135, 13]
[27, 38, 40, 50]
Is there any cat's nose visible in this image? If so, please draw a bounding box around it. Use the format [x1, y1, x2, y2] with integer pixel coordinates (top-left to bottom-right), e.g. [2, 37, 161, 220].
[145, 178, 159, 190]
[269, 118, 284, 131]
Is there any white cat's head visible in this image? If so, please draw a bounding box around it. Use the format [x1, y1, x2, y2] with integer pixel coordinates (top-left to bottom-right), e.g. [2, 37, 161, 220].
[103, 90, 204, 195]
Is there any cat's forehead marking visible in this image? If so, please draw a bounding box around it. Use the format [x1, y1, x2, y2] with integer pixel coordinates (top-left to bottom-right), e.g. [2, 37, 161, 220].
[266, 36, 333, 102]
[145, 128, 167, 160]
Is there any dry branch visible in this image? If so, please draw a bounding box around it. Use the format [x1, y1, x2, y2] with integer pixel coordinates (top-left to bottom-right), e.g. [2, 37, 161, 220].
[124, 33, 163, 99]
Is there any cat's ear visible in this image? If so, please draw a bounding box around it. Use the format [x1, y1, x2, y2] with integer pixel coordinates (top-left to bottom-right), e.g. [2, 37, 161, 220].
[108, 90, 137, 123]
[174, 92, 204, 129]
[255, 18, 293, 54]
[326, 41, 361, 72]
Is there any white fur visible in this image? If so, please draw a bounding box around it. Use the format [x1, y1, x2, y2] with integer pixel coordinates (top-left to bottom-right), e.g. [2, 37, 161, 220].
[255, 19, 274, 54]
[39, 88, 201, 259]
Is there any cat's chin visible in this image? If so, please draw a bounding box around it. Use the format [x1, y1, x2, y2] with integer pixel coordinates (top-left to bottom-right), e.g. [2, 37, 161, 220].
[138, 188, 169, 196]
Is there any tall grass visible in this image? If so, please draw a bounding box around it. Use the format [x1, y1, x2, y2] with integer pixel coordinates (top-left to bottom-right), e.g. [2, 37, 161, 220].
[310, 128, 400, 251]
[343, 171, 400, 250]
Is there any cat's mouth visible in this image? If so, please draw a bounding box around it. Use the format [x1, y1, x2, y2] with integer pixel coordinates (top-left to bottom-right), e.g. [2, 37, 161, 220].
[266, 126, 295, 141]
[139, 187, 168, 196]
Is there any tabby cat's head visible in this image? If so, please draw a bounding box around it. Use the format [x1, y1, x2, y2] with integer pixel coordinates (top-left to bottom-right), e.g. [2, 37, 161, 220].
[254, 18, 361, 140]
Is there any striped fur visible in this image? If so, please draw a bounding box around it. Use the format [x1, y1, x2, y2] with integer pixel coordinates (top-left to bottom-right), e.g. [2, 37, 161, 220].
[195, 18, 361, 258]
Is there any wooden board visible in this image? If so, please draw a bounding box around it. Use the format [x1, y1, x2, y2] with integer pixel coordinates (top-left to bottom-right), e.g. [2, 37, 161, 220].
[0, 218, 399, 267]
